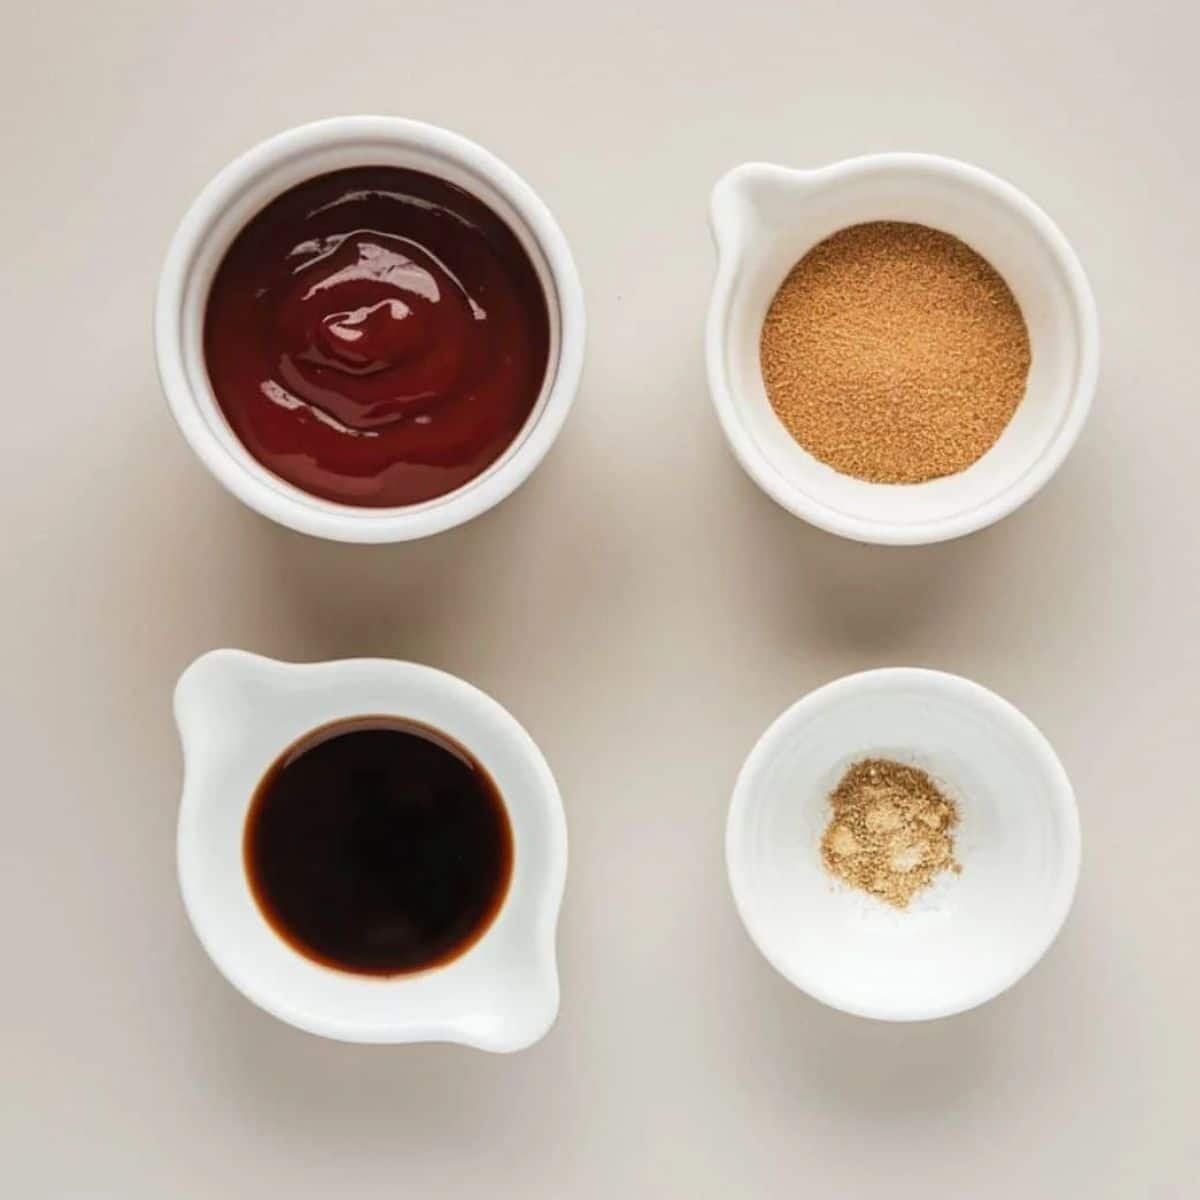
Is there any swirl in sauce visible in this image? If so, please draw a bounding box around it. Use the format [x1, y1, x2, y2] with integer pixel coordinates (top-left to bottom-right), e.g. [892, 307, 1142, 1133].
[204, 167, 550, 507]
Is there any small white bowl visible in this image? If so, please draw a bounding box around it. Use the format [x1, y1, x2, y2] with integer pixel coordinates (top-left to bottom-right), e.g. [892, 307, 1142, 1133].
[156, 116, 585, 543]
[706, 154, 1099, 545]
[175, 650, 567, 1051]
[726, 668, 1080, 1021]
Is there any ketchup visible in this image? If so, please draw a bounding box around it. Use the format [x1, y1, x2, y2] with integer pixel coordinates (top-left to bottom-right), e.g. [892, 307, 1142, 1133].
[204, 167, 550, 507]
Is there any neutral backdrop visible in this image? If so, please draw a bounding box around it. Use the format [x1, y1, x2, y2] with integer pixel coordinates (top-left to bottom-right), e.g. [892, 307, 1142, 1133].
[4, 1, 1197, 1195]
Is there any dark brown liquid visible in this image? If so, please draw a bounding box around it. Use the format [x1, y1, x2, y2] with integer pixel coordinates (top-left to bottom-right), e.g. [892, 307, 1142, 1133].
[244, 717, 513, 976]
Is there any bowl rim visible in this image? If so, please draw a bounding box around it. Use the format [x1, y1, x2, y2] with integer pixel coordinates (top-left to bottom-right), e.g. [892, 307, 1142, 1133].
[725, 666, 1082, 1021]
[705, 151, 1100, 546]
[174, 650, 568, 1050]
[155, 115, 586, 544]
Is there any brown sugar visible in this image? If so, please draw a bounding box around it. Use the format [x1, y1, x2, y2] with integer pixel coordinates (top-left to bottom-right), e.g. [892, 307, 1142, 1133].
[820, 758, 961, 908]
[760, 222, 1031, 483]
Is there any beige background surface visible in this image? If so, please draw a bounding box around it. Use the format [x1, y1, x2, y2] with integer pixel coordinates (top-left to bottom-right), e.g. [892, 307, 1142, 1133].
[3, 1, 1198, 1195]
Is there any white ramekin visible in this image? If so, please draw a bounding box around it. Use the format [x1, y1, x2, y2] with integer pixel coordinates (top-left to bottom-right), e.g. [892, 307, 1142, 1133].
[706, 154, 1099, 545]
[176, 650, 567, 1050]
[726, 668, 1081, 1021]
[156, 116, 585, 543]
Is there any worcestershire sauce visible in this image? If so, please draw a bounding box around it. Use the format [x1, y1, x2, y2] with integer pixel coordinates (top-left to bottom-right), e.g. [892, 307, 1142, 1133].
[244, 717, 513, 975]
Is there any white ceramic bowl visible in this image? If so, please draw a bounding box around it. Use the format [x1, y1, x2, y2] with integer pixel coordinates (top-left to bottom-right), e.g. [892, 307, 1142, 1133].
[175, 650, 567, 1050]
[726, 668, 1080, 1021]
[706, 154, 1099, 545]
[156, 116, 585, 543]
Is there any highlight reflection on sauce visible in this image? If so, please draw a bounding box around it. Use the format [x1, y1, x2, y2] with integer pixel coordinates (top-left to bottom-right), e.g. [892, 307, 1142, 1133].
[204, 168, 551, 507]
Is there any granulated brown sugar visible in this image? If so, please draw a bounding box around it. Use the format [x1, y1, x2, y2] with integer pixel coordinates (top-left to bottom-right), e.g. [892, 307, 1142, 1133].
[760, 222, 1031, 483]
[820, 758, 961, 908]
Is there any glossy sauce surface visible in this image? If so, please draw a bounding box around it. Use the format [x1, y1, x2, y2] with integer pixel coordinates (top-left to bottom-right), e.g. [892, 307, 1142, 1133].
[244, 717, 513, 976]
[205, 168, 551, 507]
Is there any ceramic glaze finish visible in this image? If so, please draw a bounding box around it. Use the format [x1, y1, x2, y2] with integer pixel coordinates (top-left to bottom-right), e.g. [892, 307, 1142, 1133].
[175, 651, 566, 1050]
[706, 155, 1100, 545]
[726, 668, 1081, 1021]
[157, 117, 586, 543]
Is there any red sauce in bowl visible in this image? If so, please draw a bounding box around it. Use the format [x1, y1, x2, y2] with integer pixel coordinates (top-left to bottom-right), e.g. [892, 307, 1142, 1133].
[203, 167, 551, 507]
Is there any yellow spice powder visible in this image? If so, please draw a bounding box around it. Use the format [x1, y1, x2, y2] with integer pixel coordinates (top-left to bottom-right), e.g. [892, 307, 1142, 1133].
[760, 221, 1031, 483]
[820, 758, 961, 908]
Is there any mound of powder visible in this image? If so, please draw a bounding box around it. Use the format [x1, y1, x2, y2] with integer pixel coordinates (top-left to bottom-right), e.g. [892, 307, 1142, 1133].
[820, 758, 961, 908]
